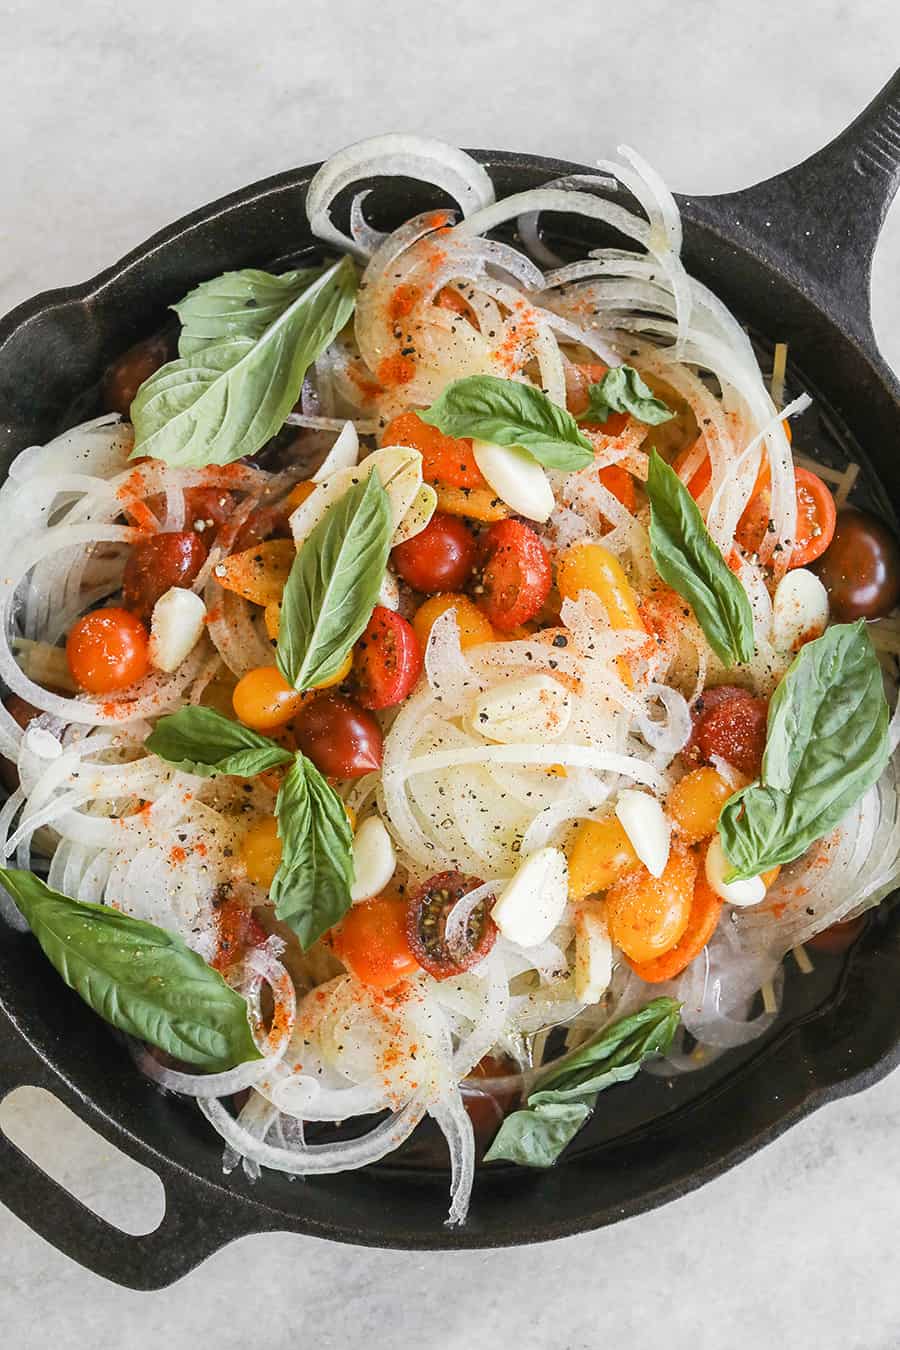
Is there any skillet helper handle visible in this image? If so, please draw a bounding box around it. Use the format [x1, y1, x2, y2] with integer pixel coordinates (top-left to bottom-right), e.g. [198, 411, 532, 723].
[689, 67, 900, 347]
[0, 1015, 264, 1289]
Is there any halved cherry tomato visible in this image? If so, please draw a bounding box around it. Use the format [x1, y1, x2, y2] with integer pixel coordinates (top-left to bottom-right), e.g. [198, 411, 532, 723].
[412, 593, 496, 651]
[353, 607, 422, 710]
[627, 860, 723, 983]
[391, 513, 477, 593]
[406, 871, 497, 979]
[122, 531, 207, 619]
[232, 665, 307, 732]
[211, 895, 268, 972]
[605, 840, 697, 964]
[598, 463, 637, 516]
[566, 362, 629, 437]
[694, 690, 768, 778]
[790, 468, 837, 568]
[66, 607, 150, 693]
[476, 519, 552, 632]
[293, 693, 383, 778]
[381, 411, 486, 490]
[332, 893, 419, 988]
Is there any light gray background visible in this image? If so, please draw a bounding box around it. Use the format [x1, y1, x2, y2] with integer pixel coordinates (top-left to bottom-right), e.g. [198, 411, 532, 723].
[2, 3, 900, 1346]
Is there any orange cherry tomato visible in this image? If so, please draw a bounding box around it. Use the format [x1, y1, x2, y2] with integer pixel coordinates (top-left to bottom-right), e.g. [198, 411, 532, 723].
[789, 468, 837, 568]
[567, 362, 629, 437]
[412, 593, 495, 651]
[598, 463, 637, 519]
[381, 411, 486, 490]
[672, 444, 711, 500]
[66, 607, 150, 694]
[605, 840, 697, 964]
[232, 665, 307, 732]
[667, 767, 733, 844]
[627, 861, 723, 983]
[332, 893, 419, 988]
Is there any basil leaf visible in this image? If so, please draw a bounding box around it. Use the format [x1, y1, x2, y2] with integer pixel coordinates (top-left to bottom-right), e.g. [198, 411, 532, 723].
[174, 266, 325, 357]
[420, 375, 594, 471]
[131, 255, 357, 468]
[719, 621, 890, 879]
[577, 364, 674, 426]
[276, 468, 392, 691]
[0, 868, 261, 1071]
[144, 706, 293, 778]
[484, 998, 679, 1167]
[647, 449, 755, 667]
[270, 754, 354, 949]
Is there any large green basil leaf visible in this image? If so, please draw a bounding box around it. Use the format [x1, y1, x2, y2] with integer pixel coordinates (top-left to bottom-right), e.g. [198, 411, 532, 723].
[420, 375, 594, 471]
[647, 449, 755, 666]
[719, 621, 890, 878]
[145, 706, 294, 778]
[276, 468, 392, 691]
[130, 255, 357, 467]
[0, 868, 261, 1070]
[577, 364, 674, 426]
[270, 755, 354, 949]
[484, 998, 680, 1167]
[174, 266, 325, 357]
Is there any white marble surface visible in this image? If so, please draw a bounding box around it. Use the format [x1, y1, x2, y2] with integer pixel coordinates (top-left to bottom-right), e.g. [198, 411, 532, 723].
[2, 3, 900, 1345]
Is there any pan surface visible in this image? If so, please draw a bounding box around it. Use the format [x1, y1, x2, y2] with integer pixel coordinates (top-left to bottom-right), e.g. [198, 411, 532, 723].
[0, 72, 899, 1287]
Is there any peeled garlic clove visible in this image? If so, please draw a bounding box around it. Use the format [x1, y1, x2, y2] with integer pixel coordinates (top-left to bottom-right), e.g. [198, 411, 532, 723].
[491, 846, 568, 947]
[471, 674, 572, 744]
[350, 815, 396, 903]
[290, 447, 425, 548]
[772, 568, 829, 653]
[574, 904, 613, 1003]
[378, 569, 400, 611]
[149, 588, 206, 673]
[614, 789, 670, 878]
[472, 440, 555, 523]
[705, 834, 766, 907]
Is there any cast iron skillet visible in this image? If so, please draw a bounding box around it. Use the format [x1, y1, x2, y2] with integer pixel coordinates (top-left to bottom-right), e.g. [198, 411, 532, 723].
[1, 72, 900, 1290]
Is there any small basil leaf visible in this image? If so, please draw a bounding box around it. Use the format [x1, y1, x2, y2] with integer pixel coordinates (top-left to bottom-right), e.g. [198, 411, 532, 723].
[276, 468, 392, 691]
[131, 256, 357, 468]
[420, 375, 594, 471]
[271, 754, 354, 950]
[174, 266, 326, 357]
[0, 868, 261, 1071]
[145, 706, 293, 777]
[577, 364, 674, 426]
[647, 449, 755, 667]
[719, 621, 890, 879]
[484, 998, 679, 1167]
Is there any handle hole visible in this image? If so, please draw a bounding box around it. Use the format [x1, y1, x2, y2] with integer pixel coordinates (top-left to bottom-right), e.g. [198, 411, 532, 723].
[0, 1085, 165, 1236]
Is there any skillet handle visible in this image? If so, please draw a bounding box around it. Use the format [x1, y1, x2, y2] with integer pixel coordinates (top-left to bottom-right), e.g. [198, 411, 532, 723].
[689, 67, 900, 346]
[0, 1019, 266, 1289]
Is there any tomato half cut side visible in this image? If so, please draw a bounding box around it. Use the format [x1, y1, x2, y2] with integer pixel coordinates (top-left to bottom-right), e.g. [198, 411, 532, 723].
[627, 863, 723, 983]
[789, 468, 837, 569]
[406, 871, 497, 979]
[381, 411, 486, 490]
[354, 606, 423, 711]
[476, 518, 552, 632]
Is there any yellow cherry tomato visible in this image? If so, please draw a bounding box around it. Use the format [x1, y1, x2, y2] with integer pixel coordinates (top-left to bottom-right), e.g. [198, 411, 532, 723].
[412, 593, 495, 651]
[556, 543, 644, 686]
[434, 484, 509, 522]
[215, 539, 296, 607]
[232, 665, 307, 731]
[240, 816, 282, 888]
[568, 815, 639, 900]
[667, 767, 733, 844]
[605, 840, 697, 963]
[286, 480, 317, 511]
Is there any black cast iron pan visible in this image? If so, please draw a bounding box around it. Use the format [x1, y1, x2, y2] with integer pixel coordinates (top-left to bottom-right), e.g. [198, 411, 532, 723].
[1, 72, 899, 1289]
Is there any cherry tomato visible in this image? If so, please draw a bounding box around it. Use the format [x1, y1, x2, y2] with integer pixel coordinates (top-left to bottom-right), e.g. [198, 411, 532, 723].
[412, 593, 496, 651]
[233, 503, 293, 552]
[790, 468, 837, 568]
[598, 463, 637, 518]
[605, 840, 697, 963]
[626, 860, 722, 983]
[684, 685, 752, 765]
[211, 895, 268, 972]
[332, 894, 419, 988]
[807, 914, 867, 955]
[391, 513, 477, 593]
[566, 362, 629, 437]
[695, 692, 768, 778]
[102, 332, 172, 416]
[66, 607, 150, 694]
[813, 507, 900, 620]
[183, 486, 235, 532]
[122, 531, 207, 619]
[461, 1052, 521, 1146]
[293, 693, 383, 778]
[382, 411, 486, 490]
[232, 666, 307, 732]
[406, 871, 497, 979]
[353, 607, 422, 711]
[476, 519, 552, 632]
[667, 766, 733, 844]
[240, 816, 282, 888]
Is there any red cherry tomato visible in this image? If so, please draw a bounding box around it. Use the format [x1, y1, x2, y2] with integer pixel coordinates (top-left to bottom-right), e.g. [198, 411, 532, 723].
[353, 607, 422, 711]
[233, 503, 293, 552]
[684, 684, 753, 764]
[790, 468, 837, 568]
[66, 607, 150, 693]
[102, 333, 172, 416]
[332, 893, 419, 988]
[813, 508, 900, 620]
[210, 895, 268, 972]
[475, 519, 552, 632]
[293, 693, 383, 779]
[122, 531, 207, 620]
[406, 871, 497, 980]
[391, 513, 477, 593]
[695, 692, 768, 778]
